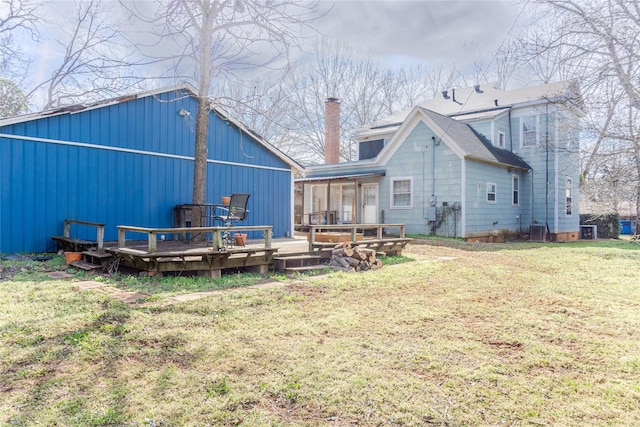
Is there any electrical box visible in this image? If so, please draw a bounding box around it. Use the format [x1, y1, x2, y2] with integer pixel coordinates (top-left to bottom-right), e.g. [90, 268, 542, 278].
[427, 206, 437, 222]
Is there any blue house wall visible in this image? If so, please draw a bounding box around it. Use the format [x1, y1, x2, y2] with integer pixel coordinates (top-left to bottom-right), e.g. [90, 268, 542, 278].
[0, 87, 294, 253]
[380, 121, 464, 235]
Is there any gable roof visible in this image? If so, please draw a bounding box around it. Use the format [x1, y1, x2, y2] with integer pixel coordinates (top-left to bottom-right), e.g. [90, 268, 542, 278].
[0, 83, 303, 171]
[419, 108, 530, 170]
[358, 80, 581, 137]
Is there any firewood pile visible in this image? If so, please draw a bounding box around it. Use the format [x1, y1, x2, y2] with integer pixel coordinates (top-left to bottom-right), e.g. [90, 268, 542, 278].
[329, 242, 383, 272]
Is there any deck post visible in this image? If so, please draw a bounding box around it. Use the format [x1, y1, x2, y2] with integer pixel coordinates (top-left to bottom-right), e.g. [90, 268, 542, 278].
[198, 269, 222, 278]
[96, 226, 104, 252]
[64, 220, 71, 238]
[309, 226, 316, 252]
[376, 225, 383, 239]
[212, 229, 223, 250]
[118, 228, 126, 249]
[264, 228, 272, 249]
[148, 232, 157, 253]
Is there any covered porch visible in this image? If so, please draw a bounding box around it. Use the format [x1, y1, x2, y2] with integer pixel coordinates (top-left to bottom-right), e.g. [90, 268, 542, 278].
[295, 170, 385, 228]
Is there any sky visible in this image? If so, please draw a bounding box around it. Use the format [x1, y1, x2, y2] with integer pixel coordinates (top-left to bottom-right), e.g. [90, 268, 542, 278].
[5, 0, 527, 109]
[310, 0, 523, 70]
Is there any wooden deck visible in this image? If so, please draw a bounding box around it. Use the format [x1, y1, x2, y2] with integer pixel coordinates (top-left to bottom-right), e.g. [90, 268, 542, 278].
[52, 221, 411, 277]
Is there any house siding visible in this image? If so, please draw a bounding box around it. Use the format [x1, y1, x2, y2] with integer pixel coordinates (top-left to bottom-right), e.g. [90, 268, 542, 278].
[381, 121, 463, 236]
[463, 161, 524, 236]
[0, 89, 294, 253]
[507, 110, 580, 237]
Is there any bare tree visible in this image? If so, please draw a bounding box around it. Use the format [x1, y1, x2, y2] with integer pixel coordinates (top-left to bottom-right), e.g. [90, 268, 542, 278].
[122, 0, 320, 210]
[0, 0, 39, 79]
[530, 0, 640, 221]
[222, 37, 479, 166]
[25, 0, 137, 110]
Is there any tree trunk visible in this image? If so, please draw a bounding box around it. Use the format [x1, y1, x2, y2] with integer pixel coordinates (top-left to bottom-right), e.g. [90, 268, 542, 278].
[191, 96, 210, 230]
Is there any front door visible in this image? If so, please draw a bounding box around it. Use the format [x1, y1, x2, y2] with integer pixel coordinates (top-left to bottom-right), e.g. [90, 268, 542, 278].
[362, 183, 378, 224]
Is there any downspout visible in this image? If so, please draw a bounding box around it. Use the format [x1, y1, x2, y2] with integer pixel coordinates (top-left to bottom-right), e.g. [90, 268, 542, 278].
[544, 107, 550, 241]
[531, 169, 535, 227]
[431, 136, 438, 235]
[554, 114, 559, 236]
[508, 109, 513, 152]
[432, 136, 437, 199]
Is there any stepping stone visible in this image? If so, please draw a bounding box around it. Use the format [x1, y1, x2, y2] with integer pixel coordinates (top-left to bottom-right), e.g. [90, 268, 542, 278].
[47, 271, 75, 279]
[112, 291, 148, 304]
[75, 280, 105, 289]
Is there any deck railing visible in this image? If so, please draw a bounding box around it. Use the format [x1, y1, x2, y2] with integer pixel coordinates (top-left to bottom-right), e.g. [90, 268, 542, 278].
[308, 223, 406, 251]
[63, 219, 105, 251]
[117, 225, 272, 253]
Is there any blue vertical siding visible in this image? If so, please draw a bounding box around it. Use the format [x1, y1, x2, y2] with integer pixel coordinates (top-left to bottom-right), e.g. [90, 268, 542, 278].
[0, 87, 294, 253]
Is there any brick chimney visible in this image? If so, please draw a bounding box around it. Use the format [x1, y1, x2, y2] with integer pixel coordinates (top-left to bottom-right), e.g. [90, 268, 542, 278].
[324, 97, 340, 164]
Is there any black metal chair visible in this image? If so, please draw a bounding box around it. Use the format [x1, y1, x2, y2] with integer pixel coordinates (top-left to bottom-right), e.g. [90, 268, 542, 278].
[211, 193, 250, 248]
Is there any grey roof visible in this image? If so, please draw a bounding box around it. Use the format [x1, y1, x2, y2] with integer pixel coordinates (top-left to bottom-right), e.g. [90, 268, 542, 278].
[359, 80, 580, 135]
[420, 108, 530, 170]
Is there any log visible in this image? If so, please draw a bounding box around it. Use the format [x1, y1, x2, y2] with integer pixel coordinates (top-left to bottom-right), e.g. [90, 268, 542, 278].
[334, 256, 350, 269]
[345, 256, 361, 267]
[330, 242, 383, 273]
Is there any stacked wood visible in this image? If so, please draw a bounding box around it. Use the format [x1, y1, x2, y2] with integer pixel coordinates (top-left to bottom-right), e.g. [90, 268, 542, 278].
[329, 242, 383, 272]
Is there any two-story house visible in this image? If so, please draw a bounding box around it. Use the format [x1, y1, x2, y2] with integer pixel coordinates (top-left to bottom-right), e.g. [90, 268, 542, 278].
[296, 81, 582, 242]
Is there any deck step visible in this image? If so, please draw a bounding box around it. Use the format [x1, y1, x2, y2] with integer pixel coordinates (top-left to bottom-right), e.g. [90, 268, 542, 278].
[69, 260, 104, 273]
[273, 253, 323, 272]
[81, 251, 113, 267]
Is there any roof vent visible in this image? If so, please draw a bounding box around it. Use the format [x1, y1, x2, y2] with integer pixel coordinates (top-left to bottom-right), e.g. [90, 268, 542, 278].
[474, 85, 483, 93]
[442, 90, 450, 99]
[494, 99, 499, 106]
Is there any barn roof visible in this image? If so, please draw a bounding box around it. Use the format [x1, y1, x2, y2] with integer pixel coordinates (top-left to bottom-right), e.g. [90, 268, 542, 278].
[0, 83, 302, 171]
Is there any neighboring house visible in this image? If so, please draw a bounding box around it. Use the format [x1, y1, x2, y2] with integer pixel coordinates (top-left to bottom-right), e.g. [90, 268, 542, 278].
[0, 84, 301, 253]
[297, 81, 582, 241]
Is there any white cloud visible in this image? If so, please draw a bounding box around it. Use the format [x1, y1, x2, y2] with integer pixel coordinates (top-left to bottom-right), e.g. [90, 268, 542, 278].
[313, 0, 522, 68]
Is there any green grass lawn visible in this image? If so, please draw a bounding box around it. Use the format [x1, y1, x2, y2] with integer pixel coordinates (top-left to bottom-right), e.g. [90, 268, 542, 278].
[1, 239, 640, 426]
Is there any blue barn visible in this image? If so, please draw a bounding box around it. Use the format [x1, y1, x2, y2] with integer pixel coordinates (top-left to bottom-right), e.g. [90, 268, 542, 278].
[0, 84, 301, 254]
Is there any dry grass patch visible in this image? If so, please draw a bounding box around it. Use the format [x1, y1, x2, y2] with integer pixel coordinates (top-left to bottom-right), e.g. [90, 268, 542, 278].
[2, 240, 640, 426]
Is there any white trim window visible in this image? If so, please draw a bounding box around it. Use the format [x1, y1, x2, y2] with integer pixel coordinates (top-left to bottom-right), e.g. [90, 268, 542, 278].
[521, 115, 537, 147]
[486, 182, 497, 204]
[498, 131, 506, 148]
[566, 177, 573, 216]
[391, 177, 412, 208]
[512, 175, 519, 205]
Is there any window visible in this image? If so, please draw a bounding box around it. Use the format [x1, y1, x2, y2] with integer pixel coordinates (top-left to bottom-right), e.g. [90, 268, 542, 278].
[359, 139, 385, 160]
[391, 177, 412, 208]
[521, 115, 537, 147]
[566, 178, 573, 215]
[498, 131, 505, 148]
[512, 175, 519, 205]
[487, 182, 497, 204]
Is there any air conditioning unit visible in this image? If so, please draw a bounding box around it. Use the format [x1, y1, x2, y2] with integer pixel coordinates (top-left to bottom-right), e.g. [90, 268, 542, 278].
[530, 224, 546, 242]
[580, 225, 597, 240]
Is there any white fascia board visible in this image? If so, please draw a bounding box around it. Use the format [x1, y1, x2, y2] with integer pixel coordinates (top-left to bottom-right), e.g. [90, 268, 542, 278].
[377, 108, 467, 165]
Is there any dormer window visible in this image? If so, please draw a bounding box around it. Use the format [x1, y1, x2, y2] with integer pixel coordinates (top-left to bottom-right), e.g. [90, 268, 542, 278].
[358, 138, 384, 160]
